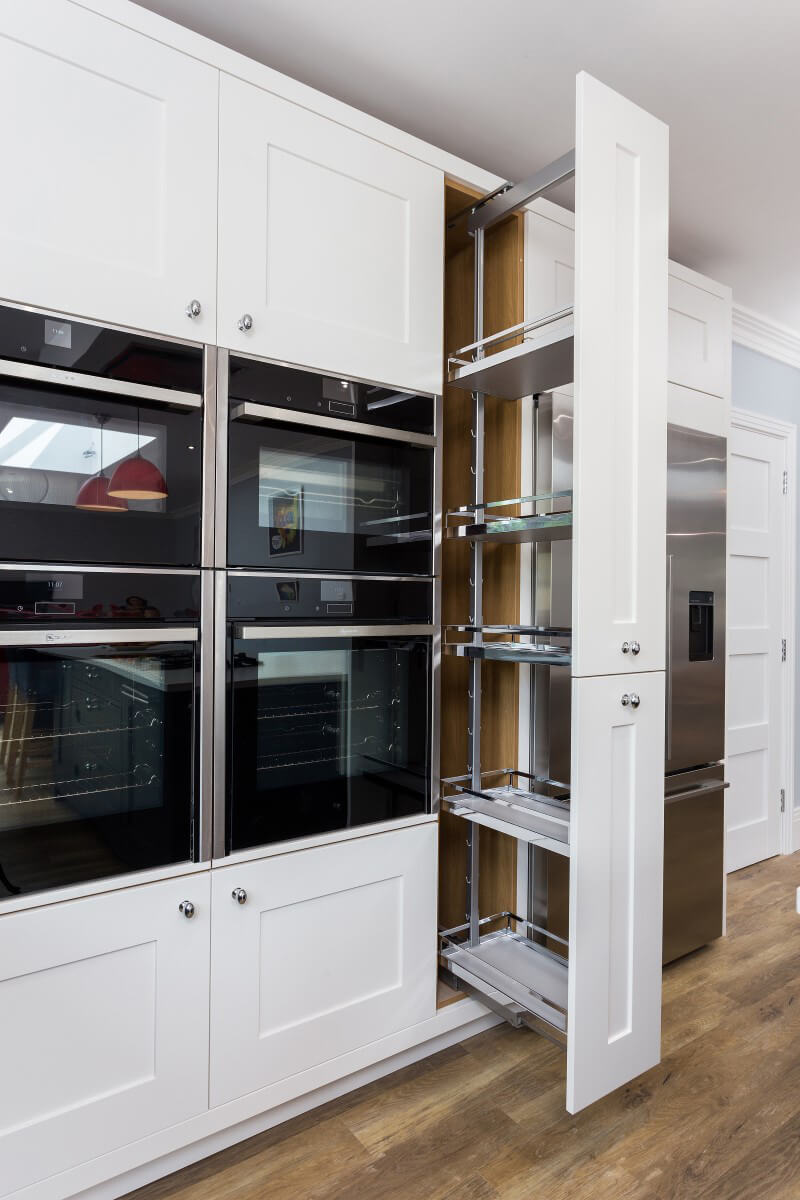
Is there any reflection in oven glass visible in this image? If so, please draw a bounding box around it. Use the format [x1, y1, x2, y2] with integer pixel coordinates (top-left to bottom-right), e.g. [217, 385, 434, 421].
[229, 637, 430, 849]
[0, 643, 195, 898]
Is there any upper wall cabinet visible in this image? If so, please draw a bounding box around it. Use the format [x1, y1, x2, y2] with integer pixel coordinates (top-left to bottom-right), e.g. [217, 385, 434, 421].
[217, 74, 444, 395]
[0, 0, 218, 341]
[668, 266, 730, 398]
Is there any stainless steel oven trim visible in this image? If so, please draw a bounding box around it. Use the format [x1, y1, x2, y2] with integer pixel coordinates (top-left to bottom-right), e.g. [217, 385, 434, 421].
[201, 346, 218, 569]
[0, 296, 204, 351]
[215, 348, 230, 570]
[227, 344, 439, 402]
[230, 400, 436, 447]
[431, 577, 441, 815]
[226, 569, 434, 583]
[213, 569, 229, 859]
[0, 358, 202, 409]
[234, 623, 436, 640]
[432, 392, 443, 579]
[198, 568, 214, 861]
[0, 627, 198, 646]
[0, 564, 201, 575]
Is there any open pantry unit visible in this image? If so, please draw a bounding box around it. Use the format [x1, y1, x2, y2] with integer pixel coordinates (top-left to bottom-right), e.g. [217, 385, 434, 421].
[438, 73, 669, 1113]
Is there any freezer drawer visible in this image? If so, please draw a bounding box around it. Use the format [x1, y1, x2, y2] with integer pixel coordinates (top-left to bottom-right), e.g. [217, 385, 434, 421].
[663, 766, 725, 964]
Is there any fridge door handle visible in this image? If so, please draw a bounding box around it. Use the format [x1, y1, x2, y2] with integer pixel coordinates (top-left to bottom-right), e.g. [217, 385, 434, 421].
[665, 780, 730, 804]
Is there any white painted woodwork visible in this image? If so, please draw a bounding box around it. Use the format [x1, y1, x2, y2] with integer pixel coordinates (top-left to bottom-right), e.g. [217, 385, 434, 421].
[217, 73, 444, 394]
[726, 418, 787, 870]
[668, 271, 729, 399]
[571, 72, 669, 677]
[209, 823, 437, 1107]
[0, 0, 218, 341]
[525, 209, 575, 320]
[567, 670, 665, 1114]
[0, 874, 211, 1197]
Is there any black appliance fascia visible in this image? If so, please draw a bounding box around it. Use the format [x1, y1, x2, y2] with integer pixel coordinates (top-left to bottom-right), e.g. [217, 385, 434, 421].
[0, 301, 212, 569]
[0, 566, 206, 900]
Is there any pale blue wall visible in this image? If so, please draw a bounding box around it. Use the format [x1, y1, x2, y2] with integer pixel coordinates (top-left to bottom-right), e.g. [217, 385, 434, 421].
[731, 343, 800, 809]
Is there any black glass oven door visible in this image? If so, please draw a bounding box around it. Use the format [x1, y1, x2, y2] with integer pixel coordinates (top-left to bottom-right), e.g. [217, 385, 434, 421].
[0, 374, 202, 567]
[0, 628, 197, 898]
[228, 627, 431, 851]
[227, 411, 433, 574]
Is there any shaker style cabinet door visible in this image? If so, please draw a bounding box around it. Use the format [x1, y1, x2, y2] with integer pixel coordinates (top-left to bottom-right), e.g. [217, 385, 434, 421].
[571, 72, 669, 677]
[0, 0, 218, 341]
[217, 73, 444, 395]
[567, 670, 665, 1113]
[209, 824, 437, 1108]
[668, 270, 730, 399]
[0, 875, 211, 1197]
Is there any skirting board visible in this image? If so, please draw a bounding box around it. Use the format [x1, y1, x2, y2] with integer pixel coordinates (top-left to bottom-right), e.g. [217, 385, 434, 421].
[11, 1001, 500, 1200]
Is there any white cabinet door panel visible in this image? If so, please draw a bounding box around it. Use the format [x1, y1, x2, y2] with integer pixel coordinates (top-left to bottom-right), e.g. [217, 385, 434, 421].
[218, 74, 443, 394]
[567, 671, 665, 1113]
[0, 0, 218, 341]
[572, 72, 668, 677]
[209, 824, 437, 1107]
[0, 874, 210, 1197]
[668, 275, 728, 398]
[525, 210, 575, 320]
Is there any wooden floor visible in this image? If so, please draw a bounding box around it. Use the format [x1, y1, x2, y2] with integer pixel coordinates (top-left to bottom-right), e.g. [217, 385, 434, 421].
[133, 854, 800, 1200]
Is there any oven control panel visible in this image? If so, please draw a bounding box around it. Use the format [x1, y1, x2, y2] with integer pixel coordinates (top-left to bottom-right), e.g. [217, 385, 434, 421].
[227, 574, 433, 625]
[0, 570, 200, 623]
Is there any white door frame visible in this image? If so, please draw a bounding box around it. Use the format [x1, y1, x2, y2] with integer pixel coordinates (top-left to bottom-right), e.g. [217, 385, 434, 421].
[729, 408, 796, 855]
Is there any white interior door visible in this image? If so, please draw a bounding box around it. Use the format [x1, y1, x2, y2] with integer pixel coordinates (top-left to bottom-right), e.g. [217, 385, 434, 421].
[218, 73, 443, 394]
[726, 414, 790, 871]
[0, 0, 219, 341]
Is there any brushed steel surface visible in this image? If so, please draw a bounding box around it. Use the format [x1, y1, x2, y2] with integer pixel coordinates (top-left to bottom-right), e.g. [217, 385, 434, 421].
[662, 764, 725, 963]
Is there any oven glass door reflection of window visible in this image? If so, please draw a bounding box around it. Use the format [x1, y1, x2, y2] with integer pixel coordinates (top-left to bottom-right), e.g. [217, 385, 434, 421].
[228, 633, 430, 851]
[228, 421, 433, 575]
[0, 638, 196, 899]
[0, 381, 202, 567]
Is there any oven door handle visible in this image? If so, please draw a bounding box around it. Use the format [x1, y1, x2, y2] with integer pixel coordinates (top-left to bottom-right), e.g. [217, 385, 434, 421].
[229, 401, 435, 448]
[0, 626, 198, 646]
[234, 623, 436, 640]
[0, 359, 202, 410]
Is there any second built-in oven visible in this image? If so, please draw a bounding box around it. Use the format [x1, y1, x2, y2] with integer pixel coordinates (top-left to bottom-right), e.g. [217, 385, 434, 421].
[220, 354, 437, 575]
[217, 574, 436, 855]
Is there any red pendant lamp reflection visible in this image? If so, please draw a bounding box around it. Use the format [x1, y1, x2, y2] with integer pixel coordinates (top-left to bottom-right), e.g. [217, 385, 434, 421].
[107, 406, 168, 501]
[75, 415, 128, 512]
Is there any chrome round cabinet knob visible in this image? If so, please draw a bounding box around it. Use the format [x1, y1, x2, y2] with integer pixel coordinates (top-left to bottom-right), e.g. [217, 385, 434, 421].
[621, 693, 631, 707]
[232, 887, 247, 905]
[630, 693, 641, 708]
[621, 641, 630, 654]
[178, 899, 195, 919]
[185, 299, 202, 320]
[630, 640, 641, 656]
[238, 313, 253, 332]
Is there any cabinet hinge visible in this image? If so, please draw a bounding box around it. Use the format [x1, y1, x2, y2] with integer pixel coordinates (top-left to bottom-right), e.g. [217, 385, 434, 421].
[783, 469, 789, 495]
[781, 788, 786, 813]
[782, 637, 787, 662]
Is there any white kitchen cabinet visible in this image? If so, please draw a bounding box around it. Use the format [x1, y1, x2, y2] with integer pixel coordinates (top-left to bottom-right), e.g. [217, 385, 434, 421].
[209, 823, 437, 1108]
[668, 266, 731, 400]
[0, 873, 211, 1197]
[217, 73, 444, 395]
[571, 73, 669, 677]
[567, 670, 665, 1112]
[0, 0, 218, 341]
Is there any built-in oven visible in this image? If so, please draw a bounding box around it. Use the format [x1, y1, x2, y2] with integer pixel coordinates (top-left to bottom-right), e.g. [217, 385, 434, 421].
[218, 353, 438, 575]
[0, 568, 206, 899]
[0, 302, 213, 568]
[216, 573, 437, 854]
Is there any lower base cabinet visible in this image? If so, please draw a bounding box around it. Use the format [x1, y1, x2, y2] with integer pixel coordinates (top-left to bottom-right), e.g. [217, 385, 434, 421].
[0, 874, 211, 1197]
[209, 823, 437, 1107]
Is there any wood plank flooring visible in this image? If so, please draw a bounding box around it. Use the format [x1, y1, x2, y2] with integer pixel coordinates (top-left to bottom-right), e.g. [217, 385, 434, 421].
[131, 853, 800, 1200]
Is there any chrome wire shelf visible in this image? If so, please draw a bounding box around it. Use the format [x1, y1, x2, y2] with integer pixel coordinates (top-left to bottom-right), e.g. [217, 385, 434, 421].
[447, 490, 572, 544]
[440, 911, 568, 1037]
[448, 308, 574, 401]
[443, 769, 570, 854]
[445, 640, 571, 666]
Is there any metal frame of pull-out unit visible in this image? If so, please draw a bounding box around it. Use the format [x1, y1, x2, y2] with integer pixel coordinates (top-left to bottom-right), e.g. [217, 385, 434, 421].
[438, 152, 577, 1041]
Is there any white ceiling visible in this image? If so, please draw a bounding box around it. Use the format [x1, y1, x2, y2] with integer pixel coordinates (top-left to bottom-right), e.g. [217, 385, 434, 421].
[136, 0, 800, 331]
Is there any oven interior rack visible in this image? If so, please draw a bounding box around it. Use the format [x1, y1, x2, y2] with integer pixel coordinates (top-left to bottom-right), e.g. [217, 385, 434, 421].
[440, 913, 568, 1041]
[441, 147, 576, 1035]
[443, 769, 570, 855]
